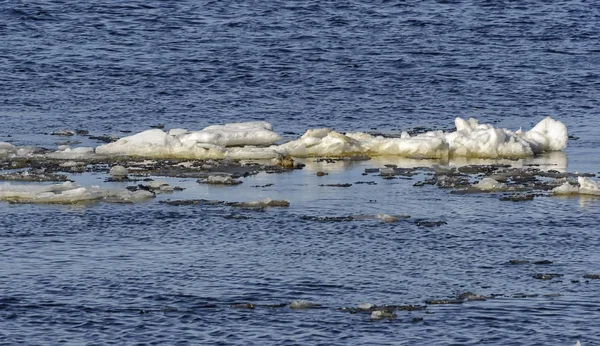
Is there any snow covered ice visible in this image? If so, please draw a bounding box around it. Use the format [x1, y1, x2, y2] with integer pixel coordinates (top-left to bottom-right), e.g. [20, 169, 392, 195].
[93, 117, 568, 160]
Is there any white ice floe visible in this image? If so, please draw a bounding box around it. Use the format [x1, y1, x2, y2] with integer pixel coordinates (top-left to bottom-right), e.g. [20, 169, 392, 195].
[178, 121, 281, 147]
[473, 177, 507, 191]
[96, 121, 282, 159]
[281, 116, 567, 159]
[93, 117, 567, 160]
[0, 142, 16, 156]
[109, 165, 129, 178]
[0, 181, 154, 204]
[370, 310, 396, 320]
[553, 177, 600, 196]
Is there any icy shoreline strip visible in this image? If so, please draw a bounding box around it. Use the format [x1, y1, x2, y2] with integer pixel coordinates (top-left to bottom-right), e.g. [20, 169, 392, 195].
[56, 117, 568, 160]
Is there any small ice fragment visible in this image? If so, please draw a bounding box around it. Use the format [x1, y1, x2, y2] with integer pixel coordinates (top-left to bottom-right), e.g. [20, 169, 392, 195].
[375, 213, 398, 223]
[289, 300, 320, 309]
[473, 177, 506, 191]
[577, 176, 600, 195]
[109, 165, 129, 178]
[552, 182, 579, 195]
[358, 303, 374, 310]
[370, 310, 396, 320]
[51, 129, 75, 136]
[553, 177, 600, 196]
[198, 175, 242, 185]
[0, 142, 15, 156]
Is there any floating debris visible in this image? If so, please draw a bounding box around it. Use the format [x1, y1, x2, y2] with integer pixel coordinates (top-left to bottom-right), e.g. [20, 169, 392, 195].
[230, 303, 255, 309]
[532, 273, 564, 280]
[583, 274, 600, 280]
[500, 194, 534, 202]
[513, 293, 539, 299]
[425, 299, 464, 305]
[416, 220, 447, 228]
[319, 183, 352, 187]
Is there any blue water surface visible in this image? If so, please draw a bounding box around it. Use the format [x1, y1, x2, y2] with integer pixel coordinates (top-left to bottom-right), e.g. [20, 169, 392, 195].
[1, 1, 600, 345]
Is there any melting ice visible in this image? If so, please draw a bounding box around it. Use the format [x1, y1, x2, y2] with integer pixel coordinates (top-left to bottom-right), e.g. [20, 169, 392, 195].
[91, 117, 567, 160]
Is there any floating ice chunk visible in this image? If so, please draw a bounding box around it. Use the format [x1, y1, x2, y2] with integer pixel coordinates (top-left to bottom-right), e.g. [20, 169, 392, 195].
[229, 198, 290, 208]
[358, 302, 375, 310]
[0, 181, 155, 204]
[0, 182, 104, 204]
[523, 116, 568, 152]
[96, 122, 281, 159]
[279, 130, 364, 157]
[375, 213, 399, 222]
[94, 117, 567, 160]
[0, 142, 15, 155]
[0, 181, 76, 200]
[552, 182, 580, 195]
[554, 177, 600, 196]
[96, 129, 181, 157]
[289, 300, 321, 309]
[198, 175, 242, 185]
[446, 118, 533, 158]
[109, 165, 129, 178]
[178, 121, 281, 147]
[47, 147, 95, 160]
[473, 177, 507, 191]
[578, 177, 600, 195]
[0, 142, 20, 157]
[104, 189, 155, 203]
[370, 310, 396, 320]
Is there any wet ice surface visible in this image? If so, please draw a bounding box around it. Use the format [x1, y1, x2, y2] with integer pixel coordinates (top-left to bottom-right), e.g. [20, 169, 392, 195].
[1, 153, 599, 345]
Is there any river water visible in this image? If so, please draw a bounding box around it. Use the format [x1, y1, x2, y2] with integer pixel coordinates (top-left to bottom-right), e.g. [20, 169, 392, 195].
[1, 1, 599, 345]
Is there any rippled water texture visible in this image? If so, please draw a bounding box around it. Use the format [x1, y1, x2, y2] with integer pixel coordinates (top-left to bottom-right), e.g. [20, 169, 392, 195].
[1, 1, 600, 345]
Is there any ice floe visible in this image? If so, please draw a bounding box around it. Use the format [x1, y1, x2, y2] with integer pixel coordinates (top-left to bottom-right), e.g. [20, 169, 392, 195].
[92, 117, 567, 160]
[96, 122, 282, 159]
[0, 181, 155, 204]
[473, 177, 507, 191]
[553, 177, 600, 196]
[0, 142, 16, 156]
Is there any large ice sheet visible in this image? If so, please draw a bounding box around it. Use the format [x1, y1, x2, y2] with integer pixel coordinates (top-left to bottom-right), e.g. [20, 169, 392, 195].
[94, 117, 568, 160]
